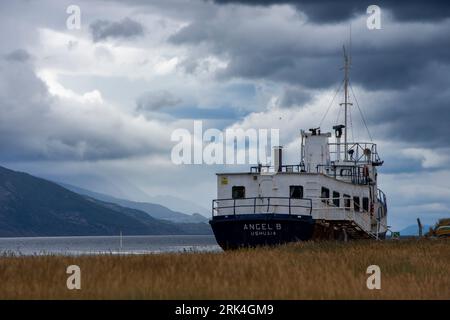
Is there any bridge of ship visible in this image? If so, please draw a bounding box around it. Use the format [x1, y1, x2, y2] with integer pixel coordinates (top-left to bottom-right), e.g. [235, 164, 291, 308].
[252, 142, 383, 185]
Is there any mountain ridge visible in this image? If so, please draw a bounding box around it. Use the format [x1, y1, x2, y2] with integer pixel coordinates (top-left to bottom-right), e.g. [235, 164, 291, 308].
[0, 165, 211, 237]
[59, 183, 209, 223]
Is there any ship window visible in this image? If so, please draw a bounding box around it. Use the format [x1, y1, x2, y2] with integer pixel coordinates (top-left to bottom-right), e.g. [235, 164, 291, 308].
[232, 186, 245, 199]
[340, 168, 352, 177]
[321, 187, 330, 204]
[333, 191, 340, 207]
[354, 197, 360, 212]
[290, 185, 303, 199]
[363, 197, 369, 212]
[344, 194, 351, 210]
[321, 187, 330, 198]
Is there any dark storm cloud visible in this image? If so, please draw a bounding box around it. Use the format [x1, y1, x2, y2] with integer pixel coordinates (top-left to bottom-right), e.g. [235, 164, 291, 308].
[161, 105, 244, 119]
[170, 15, 450, 90]
[136, 91, 246, 119]
[0, 53, 166, 162]
[90, 17, 144, 42]
[136, 90, 182, 111]
[4, 49, 31, 62]
[168, 2, 450, 148]
[212, 0, 450, 23]
[279, 86, 312, 108]
[365, 63, 450, 149]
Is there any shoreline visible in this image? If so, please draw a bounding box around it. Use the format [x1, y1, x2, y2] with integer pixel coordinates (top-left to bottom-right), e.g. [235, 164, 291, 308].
[0, 234, 220, 256]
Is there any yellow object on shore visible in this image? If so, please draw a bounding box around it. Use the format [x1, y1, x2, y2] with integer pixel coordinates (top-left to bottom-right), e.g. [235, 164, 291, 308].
[435, 225, 450, 238]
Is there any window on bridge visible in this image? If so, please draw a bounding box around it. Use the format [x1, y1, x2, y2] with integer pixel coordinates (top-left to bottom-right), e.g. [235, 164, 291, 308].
[363, 197, 369, 212]
[232, 186, 245, 199]
[321, 187, 330, 204]
[290, 185, 304, 199]
[354, 196, 360, 212]
[333, 191, 340, 207]
[344, 194, 351, 210]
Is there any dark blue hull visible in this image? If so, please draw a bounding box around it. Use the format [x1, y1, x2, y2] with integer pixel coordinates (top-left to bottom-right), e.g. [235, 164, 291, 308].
[209, 214, 315, 250]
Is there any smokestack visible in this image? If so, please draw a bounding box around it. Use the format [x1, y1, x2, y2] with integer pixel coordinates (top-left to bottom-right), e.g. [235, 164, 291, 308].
[273, 146, 283, 172]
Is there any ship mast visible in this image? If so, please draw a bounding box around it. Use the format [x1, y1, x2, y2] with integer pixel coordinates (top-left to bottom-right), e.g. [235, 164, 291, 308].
[340, 46, 352, 161]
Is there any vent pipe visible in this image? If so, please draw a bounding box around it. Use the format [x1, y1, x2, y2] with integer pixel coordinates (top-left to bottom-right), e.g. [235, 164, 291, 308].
[273, 146, 283, 172]
[333, 125, 345, 162]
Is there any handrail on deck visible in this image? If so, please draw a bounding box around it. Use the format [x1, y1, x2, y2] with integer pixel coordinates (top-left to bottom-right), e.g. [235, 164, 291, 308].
[377, 188, 387, 207]
[316, 164, 371, 185]
[328, 142, 382, 165]
[250, 164, 304, 173]
[212, 196, 312, 217]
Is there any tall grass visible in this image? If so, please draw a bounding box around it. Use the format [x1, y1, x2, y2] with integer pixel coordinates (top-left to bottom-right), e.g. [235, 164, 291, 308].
[0, 240, 448, 299]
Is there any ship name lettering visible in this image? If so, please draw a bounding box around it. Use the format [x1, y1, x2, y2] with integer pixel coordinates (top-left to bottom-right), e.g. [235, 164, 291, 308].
[244, 223, 279, 231]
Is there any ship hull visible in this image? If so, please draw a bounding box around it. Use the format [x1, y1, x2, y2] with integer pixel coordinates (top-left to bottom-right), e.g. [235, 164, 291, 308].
[209, 214, 315, 250]
[210, 214, 385, 249]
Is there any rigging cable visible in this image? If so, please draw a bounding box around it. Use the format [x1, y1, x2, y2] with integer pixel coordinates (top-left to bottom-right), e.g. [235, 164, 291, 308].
[336, 99, 342, 126]
[349, 101, 354, 142]
[319, 79, 344, 128]
[349, 81, 373, 142]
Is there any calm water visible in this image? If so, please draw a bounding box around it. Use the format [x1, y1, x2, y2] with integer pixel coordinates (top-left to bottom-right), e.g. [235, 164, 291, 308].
[0, 235, 221, 256]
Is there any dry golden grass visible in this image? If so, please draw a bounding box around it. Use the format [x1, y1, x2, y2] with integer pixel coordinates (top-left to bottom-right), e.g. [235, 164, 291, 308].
[0, 239, 448, 300]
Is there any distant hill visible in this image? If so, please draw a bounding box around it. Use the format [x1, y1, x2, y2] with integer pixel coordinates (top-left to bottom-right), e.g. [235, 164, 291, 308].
[144, 194, 210, 217]
[0, 166, 211, 237]
[60, 183, 209, 223]
[399, 224, 432, 236]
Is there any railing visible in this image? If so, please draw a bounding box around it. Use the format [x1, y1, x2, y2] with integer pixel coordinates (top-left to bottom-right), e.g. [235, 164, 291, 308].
[377, 188, 387, 207]
[212, 197, 312, 217]
[328, 142, 382, 165]
[212, 196, 387, 239]
[250, 164, 305, 174]
[316, 164, 371, 185]
[312, 197, 373, 235]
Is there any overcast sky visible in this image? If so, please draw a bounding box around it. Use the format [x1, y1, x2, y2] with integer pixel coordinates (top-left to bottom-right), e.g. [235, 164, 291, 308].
[0, 0, 449, 229]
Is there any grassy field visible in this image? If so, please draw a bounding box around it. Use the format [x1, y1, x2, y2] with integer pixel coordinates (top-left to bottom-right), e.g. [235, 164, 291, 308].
[0, 239, 448, 299]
